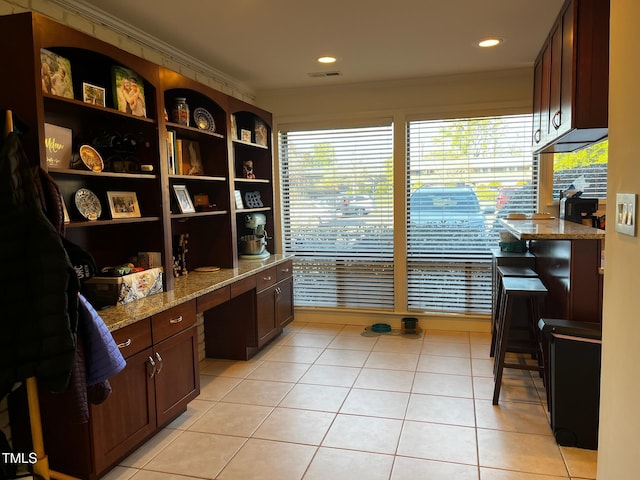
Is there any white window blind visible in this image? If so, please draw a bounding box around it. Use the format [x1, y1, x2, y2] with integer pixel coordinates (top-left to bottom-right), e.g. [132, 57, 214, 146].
[406, 114, 535, 314]
[279, 124, 394, 309]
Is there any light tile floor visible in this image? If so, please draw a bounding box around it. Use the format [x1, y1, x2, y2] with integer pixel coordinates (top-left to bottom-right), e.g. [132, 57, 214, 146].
[102, 321, 597, 480]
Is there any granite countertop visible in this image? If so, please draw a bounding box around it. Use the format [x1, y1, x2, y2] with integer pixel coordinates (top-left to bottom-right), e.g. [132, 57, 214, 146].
[499, 218, 605, 241]
[96, 254, 293, 332]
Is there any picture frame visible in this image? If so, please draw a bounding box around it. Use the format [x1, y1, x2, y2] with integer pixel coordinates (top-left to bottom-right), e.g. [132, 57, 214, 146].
[107, 191, 141, 219]
[40, 49, 74, 99]
[44, 123, 72, 168]
[240, 129, 252, 143]
[173, 185, 195, 213]
[82, 82, 106, 107]
[234, 190, 244, 209]
[255, 119, 268, 146]
[112, 65, 147, 117]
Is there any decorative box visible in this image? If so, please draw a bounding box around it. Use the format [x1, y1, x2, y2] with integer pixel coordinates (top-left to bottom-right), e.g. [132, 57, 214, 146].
[84, 268, 163, 306]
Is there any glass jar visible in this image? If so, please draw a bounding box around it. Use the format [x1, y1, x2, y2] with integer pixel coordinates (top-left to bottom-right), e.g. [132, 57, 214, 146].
[172, 97, 190, 126]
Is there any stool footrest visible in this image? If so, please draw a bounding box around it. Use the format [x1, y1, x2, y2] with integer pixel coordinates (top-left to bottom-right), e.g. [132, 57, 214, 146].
[502, 362, 544, 373]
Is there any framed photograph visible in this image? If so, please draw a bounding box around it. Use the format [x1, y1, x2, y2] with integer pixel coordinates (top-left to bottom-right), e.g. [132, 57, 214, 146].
[44, 123, 72, 168]
[82, 82, 106, 106]
[240, 129, 252, 143]
[173, 185, 195, 213]
[234, 190, 244, 209]
[183, 140, 203, 175]
[106, 191, 141, 219]
[112, 65, 147, 117]
[40, 49, 74, 99]
[255, 120, 268, 146]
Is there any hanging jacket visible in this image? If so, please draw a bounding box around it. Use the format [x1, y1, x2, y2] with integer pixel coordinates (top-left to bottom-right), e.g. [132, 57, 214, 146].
[0, 132, 78, 402]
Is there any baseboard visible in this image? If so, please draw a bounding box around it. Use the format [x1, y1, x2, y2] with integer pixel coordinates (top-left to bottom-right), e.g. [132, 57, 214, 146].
[293, 307, 490, 332]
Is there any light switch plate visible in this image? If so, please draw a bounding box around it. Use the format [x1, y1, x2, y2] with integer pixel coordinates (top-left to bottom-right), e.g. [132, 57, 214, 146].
[615, 193, 637, 236]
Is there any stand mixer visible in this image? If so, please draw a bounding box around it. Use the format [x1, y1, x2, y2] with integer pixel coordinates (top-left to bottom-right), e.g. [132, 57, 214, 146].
[239, 213, 271, 259]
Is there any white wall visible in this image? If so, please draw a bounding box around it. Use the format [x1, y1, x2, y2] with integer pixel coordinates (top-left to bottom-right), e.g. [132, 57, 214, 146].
[596, 0, 640, 477]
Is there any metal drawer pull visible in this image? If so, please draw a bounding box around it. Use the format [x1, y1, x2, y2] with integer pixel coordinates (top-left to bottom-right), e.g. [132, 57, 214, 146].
[155, 352, 164, 374]
[263, 275, 272, 281]
[148, 356, 157, 377]
[280, 268, 290, 273]
[117, 338, 132, 349]
[552, 110, 561, 130]
[169, 315, 183, 324]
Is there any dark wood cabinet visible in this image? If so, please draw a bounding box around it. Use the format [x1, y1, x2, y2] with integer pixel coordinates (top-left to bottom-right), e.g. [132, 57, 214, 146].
[90, 346, 156, 475]
[256, 261, 294, 347]
[532, 0, 609, 153]
[203, 260, 294, 360]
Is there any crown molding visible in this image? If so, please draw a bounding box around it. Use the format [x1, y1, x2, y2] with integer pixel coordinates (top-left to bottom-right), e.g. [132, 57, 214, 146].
[50, 0, 255, 100]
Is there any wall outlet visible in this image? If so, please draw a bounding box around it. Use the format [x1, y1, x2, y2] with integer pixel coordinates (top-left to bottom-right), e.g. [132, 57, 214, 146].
[615, 193, 637, 236]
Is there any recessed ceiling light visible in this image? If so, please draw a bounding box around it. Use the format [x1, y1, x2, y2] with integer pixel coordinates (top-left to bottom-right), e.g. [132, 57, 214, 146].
[317, 56, 337, 64]
[478, 37, 503, 48]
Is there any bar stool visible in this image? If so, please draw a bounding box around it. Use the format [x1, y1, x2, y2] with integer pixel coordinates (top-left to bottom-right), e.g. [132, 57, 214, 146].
[490, 265, 539, 357]
[493, 275, 547, 405]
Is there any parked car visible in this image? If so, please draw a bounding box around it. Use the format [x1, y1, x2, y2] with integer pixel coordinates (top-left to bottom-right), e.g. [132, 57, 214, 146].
[335, 194, 374, 216]
[408, 185, 490, 252]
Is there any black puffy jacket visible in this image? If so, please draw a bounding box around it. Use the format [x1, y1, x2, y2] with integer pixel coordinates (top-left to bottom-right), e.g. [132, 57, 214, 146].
[0, 132, 78, 401]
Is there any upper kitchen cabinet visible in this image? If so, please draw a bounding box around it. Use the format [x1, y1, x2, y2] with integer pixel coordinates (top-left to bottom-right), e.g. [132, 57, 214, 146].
[532, 0, 610, 153]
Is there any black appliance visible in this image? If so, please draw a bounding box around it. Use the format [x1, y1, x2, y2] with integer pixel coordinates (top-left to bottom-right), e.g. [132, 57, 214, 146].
[559, 197, 599, 226]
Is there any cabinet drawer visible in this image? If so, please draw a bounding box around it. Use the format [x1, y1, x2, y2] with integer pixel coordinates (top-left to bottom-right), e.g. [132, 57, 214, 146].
[111, 319, 152, 359]
[152, 300, 196, 343]
[256, 266, 277, 292]
[277, 260, 293, 281]
[197, 286, 230, 313]
[231, 275, 256, 297]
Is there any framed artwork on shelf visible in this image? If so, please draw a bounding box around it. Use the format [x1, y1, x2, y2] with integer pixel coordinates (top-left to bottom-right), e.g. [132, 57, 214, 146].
[44, 123, 72, 168]
[107, 191, 141, 219]
[173, 185, 195, 213]
[82, 82, 106, 106]
[176, 139, 203, 175]
[40, 49, 74, 99]
[240, 129, 252, 143]
[234, 190, 244, 209]
[255, 120, 268, 146]
[112, 65, 147, 117]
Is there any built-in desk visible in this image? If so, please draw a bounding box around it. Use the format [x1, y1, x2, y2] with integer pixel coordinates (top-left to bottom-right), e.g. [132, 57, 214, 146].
[98, 254, 294, 332]
[499, 219, 604, 323]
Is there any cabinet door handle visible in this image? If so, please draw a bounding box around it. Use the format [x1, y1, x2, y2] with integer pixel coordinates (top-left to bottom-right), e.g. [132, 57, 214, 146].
[280, 268, 290, 273]
[117, 338, 132, 349]
[263, 275, 272, 281]
[533, 129, 541, 144]
[169, 315, 183, 324]
[155, 352, 164, 374]
[148, 356, 157, 378]
[552, 110, 561, 130]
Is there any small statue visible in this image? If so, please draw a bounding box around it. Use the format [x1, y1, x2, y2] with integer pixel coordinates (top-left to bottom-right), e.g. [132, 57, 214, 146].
[243, 160, 255, 179]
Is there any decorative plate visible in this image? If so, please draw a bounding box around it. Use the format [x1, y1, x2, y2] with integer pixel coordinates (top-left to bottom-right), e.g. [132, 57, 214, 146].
[79, 144, 104, 172]
[193, 107, 216, 132]
[74, 188, 102, 221]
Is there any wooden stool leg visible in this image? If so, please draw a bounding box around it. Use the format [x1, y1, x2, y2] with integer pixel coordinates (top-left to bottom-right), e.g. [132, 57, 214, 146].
[490, 277, 503, 357]
[493, 296, 513, 405]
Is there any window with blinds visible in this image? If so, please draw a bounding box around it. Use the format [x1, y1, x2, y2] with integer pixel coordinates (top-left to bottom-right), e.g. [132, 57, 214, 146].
[553, 138, 608, 199]
[279, 124, 395, 309]
[406, 114, 535, 314]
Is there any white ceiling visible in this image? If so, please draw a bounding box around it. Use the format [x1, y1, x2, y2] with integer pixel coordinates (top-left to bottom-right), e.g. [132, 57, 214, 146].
[70, 0, 565, 92]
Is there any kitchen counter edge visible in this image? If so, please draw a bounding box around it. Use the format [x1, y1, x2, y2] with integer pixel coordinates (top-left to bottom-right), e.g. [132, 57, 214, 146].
[499, 218, 605, 241]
